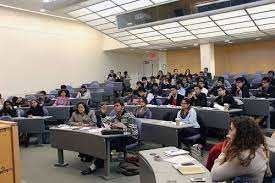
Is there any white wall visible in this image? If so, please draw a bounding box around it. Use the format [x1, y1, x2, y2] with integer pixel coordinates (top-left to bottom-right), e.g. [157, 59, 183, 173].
[0, 7, 144, 97]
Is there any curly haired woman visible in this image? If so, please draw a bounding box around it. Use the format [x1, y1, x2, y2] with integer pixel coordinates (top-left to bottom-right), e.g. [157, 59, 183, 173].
[211, 116, 271, 182]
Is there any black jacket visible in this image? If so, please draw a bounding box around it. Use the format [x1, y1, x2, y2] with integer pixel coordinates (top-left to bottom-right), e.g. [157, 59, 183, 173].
[191, 93, 207, 107]
[231, 85, 250, 98]
[256, 86, 275, 98]
[26, 106, 44, 116]
[168, 94, 184, 106]
[212, 94, 238, 108]
[0, 108, 17, 117]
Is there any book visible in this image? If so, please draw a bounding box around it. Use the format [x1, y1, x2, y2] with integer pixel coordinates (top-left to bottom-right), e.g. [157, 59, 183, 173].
[173, 164, 205, 175]
[164, 149, 189, 157]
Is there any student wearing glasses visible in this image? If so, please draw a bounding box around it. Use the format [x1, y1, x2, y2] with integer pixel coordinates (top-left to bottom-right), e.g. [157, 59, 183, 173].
[188, 85, 207, 107]
[256, 77, 275, 98]
[231, 77, 250, 98]
[176, 98, 200, 146]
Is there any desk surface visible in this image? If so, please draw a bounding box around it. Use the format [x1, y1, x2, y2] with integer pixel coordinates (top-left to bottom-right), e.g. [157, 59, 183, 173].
[140, 118, 193, 129]
[14, 116, 52, 120]
[139, 147, 212, 183]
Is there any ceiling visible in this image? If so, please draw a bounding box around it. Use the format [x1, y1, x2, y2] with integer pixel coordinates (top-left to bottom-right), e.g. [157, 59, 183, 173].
[1, 0, 275, 50]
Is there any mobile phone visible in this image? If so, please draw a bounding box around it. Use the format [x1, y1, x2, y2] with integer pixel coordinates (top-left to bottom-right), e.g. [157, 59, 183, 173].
[181, 162, 195, 166]
[190, 178, 206, 182]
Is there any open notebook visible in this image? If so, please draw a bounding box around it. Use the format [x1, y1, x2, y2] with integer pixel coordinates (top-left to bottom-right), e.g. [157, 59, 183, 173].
[173, 164, 205, 175]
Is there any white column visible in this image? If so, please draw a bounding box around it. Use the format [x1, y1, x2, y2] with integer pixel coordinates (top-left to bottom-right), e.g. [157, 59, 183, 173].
[158, 51, 167, 74]
[200, 43, 215, 76]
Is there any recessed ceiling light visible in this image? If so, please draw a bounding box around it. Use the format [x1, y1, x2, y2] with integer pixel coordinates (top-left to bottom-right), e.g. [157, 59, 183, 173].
[255, 37, 262, 41]
[227, 41, 233, 44]
[40, 9, 46, 12]
[182, 47, 187, 49]
[145, 50, 150, 52]
[193, 43, 199, 46]
[163, 49, 167, 51]
[225, 40, 230, 42]
[130, 49, 135, 51]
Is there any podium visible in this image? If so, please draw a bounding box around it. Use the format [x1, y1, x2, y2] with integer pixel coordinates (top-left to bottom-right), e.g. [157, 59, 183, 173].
[0, 121, 20, 183]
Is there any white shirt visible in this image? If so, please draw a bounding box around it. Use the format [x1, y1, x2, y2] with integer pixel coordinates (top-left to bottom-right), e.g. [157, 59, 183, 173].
[146, 93, 154, 104]
[201, 88, 208, 95]
[76, 90, 91, 99]
[176, 108, 200, 128]
[177, 87, 186, 96]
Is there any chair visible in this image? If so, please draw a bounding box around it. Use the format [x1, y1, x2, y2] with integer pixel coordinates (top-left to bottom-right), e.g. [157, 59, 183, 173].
[43, 108, 49, 116]
[7, 96, 16, 102]
[66, 85, 75, 94]
[125, 118, 142, 152]
[16, 108, 25, 117]
[46, 94, 55, 100]
[0, 116, 14, 122]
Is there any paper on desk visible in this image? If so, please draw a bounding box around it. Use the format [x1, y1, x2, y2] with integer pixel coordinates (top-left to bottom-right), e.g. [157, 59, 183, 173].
[88, 128, 103, 133]
[164, 149, 189, 157]
[173, 164, 205, 175]
[164, 155, 195, 165]
[213, 103, 224, 110]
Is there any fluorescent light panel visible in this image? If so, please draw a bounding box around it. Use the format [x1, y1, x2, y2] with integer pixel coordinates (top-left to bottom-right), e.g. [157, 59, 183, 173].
[142, 35, 166, 41]
[215, 15, 251, 25]
[97, 6, 124, 17]
[247, 3, 275, 14]
[185, 21, 216, 30]
[102, 28, 118, 34]
[68, 8, 91, 17]
[86, 18, 109, 26]
[87, 1, 116, 12]
[106, 15, 117, 22]
[158, 27, 186, 34]
[77, 13, 100, 22]
[122, 39, 144, 44]
[148, 39, 172, 44]
[153, 22, 181, 30]
[197, 31, 225, 38]
[111, 0, 136, 5]
[220, 21, 255, 30]
[180, 17, 211, 26]
[151, 0, 170, 3]
[117, 35, 138, 41]
[191, 26, 221, 34]
[96, 23, 116, 30]
[110, 31, 131, 37]
[210, 10, 247, 20]
[255, 17, 275, 25]
[136, 31, 160, 38]
[250, 11, 275, 20]
[129, 27, 154, 34]
[225, 26, 258, 34]
[121, 0, 153, 11]
[259, 24, 275, 30]
[165, 31, 192, 38]
[171, 35, 196, 42]
[130, 42, 150, 47]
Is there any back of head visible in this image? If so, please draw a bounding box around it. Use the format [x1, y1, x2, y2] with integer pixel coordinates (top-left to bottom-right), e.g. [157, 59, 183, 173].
[61, 85, 66, 89]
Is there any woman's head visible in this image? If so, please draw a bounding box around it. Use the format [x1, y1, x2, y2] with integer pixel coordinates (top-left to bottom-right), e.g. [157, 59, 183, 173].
[225, 116, 267, 167]
[30, 100, 39, 108]
[4, 101, 13, 110]
[181, 98, 192, 110]
[76, 102, 89, 114]
[158, 70, 163, 75]
[58, 89, 69, 97]
[185, 69, 191, 75]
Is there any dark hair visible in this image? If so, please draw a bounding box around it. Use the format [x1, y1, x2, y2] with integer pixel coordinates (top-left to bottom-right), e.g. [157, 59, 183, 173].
[114, 98, 124, 107]
[173, 68, 178, 72]
[185, 69, 191, 74]
[182, 98, 192, 110]
[218, 76, 225, 83]
[222, 116, 268, 167]
[58, 89, 70, 97]
[150, 76, 155, 80]
[262, 77, 270, 83]
[142, 77, 147, 81]
[140, 97, 148, 105]
[176, 81, 182, 85]
[178, 73, 184, 78]
[61, 85, 67, 89]
[76, 102, 89, 114]
[193, 85, 202, 90]
[124, 71, 128, 75]
[152, 83, 159, 87]
[199, 71, 204, 74]
[3, 101, 14, 110]
[236, 77, 245, 82]
[198, 80, 205, 84]
[204, 67, 208, 71]
[138, 87, 146, 93]
[216, 85, 226, 91]
[12, 96, 18, 103]
[136, 81, 143, 85]
[268, 70, 274, 76]
[170, 85, 177, 89]
[126, 88, 133, 92]
[30, 99, 40, 109]
[39, 91, 47, 95]
[80, 84, 87, 89]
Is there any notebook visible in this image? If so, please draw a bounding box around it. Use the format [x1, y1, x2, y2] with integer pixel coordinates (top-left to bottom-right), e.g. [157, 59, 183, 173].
[164, 149, 189, 157]
[173, 164, 205, 175]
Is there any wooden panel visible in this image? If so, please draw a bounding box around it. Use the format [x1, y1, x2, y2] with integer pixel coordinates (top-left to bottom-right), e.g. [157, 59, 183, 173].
[215, 40, 275, 75]
[0, 121, 20, 183]
[167, 48, 201, 74]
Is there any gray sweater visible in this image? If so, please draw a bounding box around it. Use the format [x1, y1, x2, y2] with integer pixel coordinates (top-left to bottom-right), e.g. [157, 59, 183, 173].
[68, 112, 95, 126]
[211, 147, 269, 183]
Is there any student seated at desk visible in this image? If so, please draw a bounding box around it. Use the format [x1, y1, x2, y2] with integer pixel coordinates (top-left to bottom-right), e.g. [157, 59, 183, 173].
[123, 88, 138, 104]
[176, 98, 200, 146]
[160, 78, 171, 89]
[0, 101, 17, 117]
[60, 84, 71, 97]
[107, 69, 117, 81]
[176, 81, 186, 96]
[133, 81, 143, 96]
[167, 85, 184, 106]
[115, 71, 124, 82]
[95, 104, 108, 128]
[268, 70, 275, 87]
[0, 93, 4, 107]
[76, 85, 91, 99]
[138, 87, 154, 104]
[68, 102, 95, 126]
[256, 77, 275, 98]
[150, 83, 163, 96]
[81, 99, 138, 175]
[53, 89, 70, 106]
[26, 100, 44, 117]
[188, 85, 207, 107]
[12, 96, 30, 107]
[213, 76, 231, 90]
[142, 77, 153, 90]
[231, 77, 250, 98]
[198, 80, 208, 96]
[132, 97, 151, 119]
[38, 91, 54, 106]
[211, 116, 271, 182]
[211, 86, 238, 108]
[204, 67, 212, 80]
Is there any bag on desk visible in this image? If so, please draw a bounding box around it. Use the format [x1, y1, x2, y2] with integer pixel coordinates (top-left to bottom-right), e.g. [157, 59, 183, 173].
[101, 129, 124, 135]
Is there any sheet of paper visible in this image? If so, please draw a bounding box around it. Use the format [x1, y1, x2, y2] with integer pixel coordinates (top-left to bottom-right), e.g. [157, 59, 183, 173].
[164, 155, 195, 164]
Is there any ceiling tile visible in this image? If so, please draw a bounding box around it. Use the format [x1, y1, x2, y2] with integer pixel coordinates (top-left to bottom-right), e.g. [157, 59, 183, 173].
[191, 26, 221, 34]
[185, 21, 216, 30]
[197, 31, 225, 38]
[129, 27, 154, 34]
[97, 6, 124, 17]
[220, 21, 255, 30]
[136, 31, 161, 38]
[215, 15, 251, 25]
[180, 17, 211, 26]
[86, 18, 109, 26]
[210, 10, 247, 20]
[153, 22, 181, 30]
[121, 0, 153, 11]
[225, 26, 259, 34]
[77, 13, 100, 22]
[158, 27, 186, 34]
[68, 8, 91, 17]
[142, 35, 166, 41]
[171, 35, 197, 42]
[247, 3, 275, 14]
[87, 1, 116, 12]
[165, 31, 192, 38]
